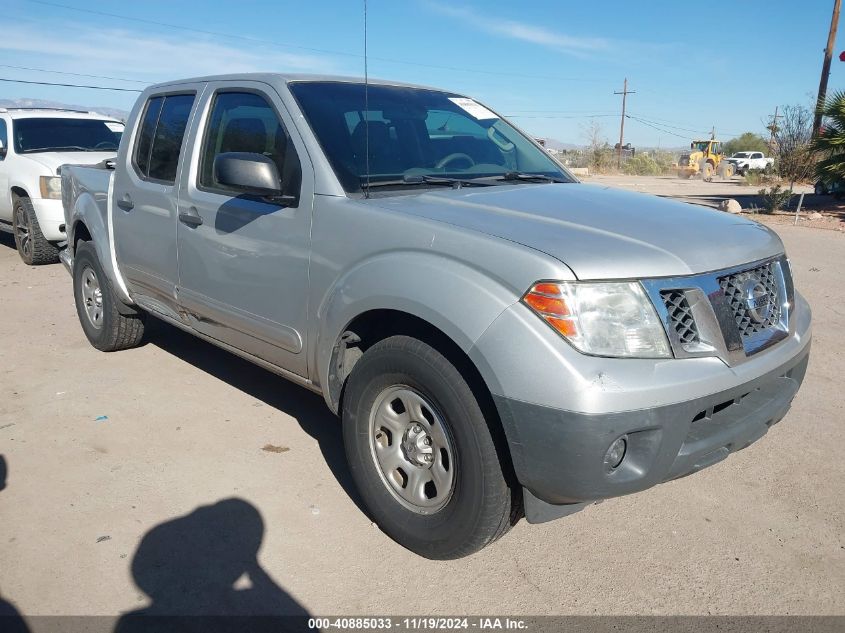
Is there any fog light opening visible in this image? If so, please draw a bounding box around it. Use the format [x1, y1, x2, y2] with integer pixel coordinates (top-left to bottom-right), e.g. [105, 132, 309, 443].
[604, 435, 628, 472]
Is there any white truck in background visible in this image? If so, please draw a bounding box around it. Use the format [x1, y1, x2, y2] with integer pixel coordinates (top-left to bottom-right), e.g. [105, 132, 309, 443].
[0, 108, 124, 264]
[725, 151, 774, 176]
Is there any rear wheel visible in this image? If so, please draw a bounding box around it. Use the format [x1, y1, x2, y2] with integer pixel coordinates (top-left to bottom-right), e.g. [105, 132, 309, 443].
[13, 196, 59, 265]
[73, 241, 146, 351]
[342, 335, 517, 559]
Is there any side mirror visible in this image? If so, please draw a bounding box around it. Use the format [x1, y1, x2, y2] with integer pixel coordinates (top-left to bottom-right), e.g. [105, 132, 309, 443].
[213, 152, 296, 204]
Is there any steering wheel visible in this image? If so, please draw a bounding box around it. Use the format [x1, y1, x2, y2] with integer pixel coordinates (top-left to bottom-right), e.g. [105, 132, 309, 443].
[93, 141, 117, 150]
[435, 153, 475, 170]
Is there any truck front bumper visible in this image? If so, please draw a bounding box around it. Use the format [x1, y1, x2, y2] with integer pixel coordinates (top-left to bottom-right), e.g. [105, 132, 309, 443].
[493, 343, 809, 522]
[31, 198, 66, 242]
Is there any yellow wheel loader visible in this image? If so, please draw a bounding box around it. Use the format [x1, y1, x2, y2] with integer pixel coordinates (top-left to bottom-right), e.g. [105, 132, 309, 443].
[676, 139, 735, 181]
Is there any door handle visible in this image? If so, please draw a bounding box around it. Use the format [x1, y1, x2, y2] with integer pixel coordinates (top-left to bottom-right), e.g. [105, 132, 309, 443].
[178, 206, 203, 227]
[117, 194, 134, 211]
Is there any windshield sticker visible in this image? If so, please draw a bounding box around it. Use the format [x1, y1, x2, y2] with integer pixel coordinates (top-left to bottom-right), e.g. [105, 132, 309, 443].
[104, 122, 125, 132]
[449, 97, 498, 120]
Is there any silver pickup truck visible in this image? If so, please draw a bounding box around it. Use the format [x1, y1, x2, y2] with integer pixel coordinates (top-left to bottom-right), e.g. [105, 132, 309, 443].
[59, 73, 811, 559]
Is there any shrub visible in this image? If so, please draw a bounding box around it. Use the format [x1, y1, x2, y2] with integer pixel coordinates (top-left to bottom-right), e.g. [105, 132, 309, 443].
[622, 154, 663, 176]
[757, 185, 792, 213]
[743, 167, 777, 187]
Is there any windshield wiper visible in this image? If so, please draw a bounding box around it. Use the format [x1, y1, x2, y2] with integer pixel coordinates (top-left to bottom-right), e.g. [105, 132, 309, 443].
[360, 175, 493, 191]
[22, 145, 92, 153]
[404, 175, 493, 188]
[494, 171, 567, 183]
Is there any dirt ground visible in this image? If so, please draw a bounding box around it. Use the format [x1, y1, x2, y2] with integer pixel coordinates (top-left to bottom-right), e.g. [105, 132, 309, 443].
[587, 174, 845, 231]
[0, 190, 843, 620]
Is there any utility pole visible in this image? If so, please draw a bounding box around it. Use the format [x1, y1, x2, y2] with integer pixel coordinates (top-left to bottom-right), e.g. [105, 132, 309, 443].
[813, 0, 841, 137]
[614, 78, 635, 169]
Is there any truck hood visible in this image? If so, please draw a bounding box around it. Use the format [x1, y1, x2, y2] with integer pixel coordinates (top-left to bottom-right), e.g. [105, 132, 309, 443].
[22, 152, 116, 174]
[367, 182, 783, 280]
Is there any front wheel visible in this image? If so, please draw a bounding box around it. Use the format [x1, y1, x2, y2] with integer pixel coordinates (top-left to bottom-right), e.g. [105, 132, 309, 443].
[342, 335, 517, 559]
[73, 241, 146, 351]
[13, 196, 59, 265]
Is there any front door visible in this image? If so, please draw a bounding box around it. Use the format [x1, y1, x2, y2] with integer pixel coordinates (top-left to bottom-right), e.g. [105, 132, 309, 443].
[175, 82, 313, 377]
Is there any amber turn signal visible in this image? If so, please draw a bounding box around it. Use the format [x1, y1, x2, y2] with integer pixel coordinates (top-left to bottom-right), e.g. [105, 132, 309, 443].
[522, 283, 578, 338]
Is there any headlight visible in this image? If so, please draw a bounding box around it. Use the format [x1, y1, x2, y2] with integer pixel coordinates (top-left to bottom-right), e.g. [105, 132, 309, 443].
[39, 176, 62, 200]
[522, 281, 671, 358]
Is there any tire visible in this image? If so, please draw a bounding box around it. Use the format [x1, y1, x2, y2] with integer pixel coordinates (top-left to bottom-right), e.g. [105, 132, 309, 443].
[700, 161, 714, 182]
[815, 183, 827, 195]
[12, 196, 59, 265]
[73, 241, 146, 351]
[342, 335, 516, 559]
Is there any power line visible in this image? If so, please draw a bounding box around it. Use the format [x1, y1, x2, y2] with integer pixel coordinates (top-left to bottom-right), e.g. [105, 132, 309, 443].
[627, 113, 706, 135]
[0, 77, 142, 92]
[625, 115, 690, 140]
[504, 109, 619, 114]
[0, 64, 149, 85]
[26, 0, 610, 84]
[505, 113, 618, 119]
[628, 113, 744, 139]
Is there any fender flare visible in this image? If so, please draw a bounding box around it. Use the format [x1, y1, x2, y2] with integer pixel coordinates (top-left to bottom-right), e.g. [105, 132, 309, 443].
[313, 250, 519, 412]
[67, 187, 133, 305]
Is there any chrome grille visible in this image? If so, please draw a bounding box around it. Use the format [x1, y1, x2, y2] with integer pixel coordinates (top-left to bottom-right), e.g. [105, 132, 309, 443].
[642, 256, 792, 366]
[719, 262, 781, 338]
[661, 290, 699, 345]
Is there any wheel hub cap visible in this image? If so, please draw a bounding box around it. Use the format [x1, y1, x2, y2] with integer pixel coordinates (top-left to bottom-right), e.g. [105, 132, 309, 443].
[80, 266, 104, 329]
[369, 386, 456, 513]
[401, 424, 434, 468]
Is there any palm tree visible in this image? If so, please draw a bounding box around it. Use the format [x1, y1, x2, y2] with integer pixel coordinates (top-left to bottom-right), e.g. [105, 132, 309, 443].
[811, 91, 845, 186]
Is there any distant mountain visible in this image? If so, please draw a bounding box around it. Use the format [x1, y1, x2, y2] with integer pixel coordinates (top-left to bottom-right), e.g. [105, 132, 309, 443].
[0, 98, 129, 121]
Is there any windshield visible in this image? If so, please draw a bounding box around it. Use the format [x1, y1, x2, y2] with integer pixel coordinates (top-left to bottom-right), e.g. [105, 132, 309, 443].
[289, 81, 571, 192]
[732, 152, 750, 158]
[692, 141, 710, 152]
[13, 118, 124, 153]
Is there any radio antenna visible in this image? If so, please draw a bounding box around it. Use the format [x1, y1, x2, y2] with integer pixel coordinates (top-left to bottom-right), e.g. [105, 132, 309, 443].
[363, 0, 371, 198]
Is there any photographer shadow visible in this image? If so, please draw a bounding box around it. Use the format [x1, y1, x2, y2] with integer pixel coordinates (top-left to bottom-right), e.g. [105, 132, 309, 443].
[0, 456, 31, 633]
[115, 498, 310, 633]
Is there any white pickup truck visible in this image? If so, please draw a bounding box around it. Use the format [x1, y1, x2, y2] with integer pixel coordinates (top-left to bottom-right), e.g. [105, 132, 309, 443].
[0, 108, 124, 264]
[725, 151, 774, 176]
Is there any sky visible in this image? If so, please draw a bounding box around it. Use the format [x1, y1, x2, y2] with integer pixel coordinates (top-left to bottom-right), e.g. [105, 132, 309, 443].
[0, 0, 841, 148]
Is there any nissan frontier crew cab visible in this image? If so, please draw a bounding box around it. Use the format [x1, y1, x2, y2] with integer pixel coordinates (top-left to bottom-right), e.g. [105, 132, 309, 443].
[59, 74, 811, 559]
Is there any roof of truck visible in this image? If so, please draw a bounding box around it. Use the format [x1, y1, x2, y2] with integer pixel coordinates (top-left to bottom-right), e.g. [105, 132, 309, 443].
[0, 108, 122, 121]
[147, 73, 444, 93]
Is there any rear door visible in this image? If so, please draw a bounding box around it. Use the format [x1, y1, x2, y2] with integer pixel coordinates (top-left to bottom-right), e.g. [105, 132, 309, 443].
[175, 81, 313, 377]
[112, 87, 203, 315]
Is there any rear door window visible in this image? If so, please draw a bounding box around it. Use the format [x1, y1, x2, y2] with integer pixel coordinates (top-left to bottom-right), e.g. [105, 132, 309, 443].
[133, 93, 195, 183]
